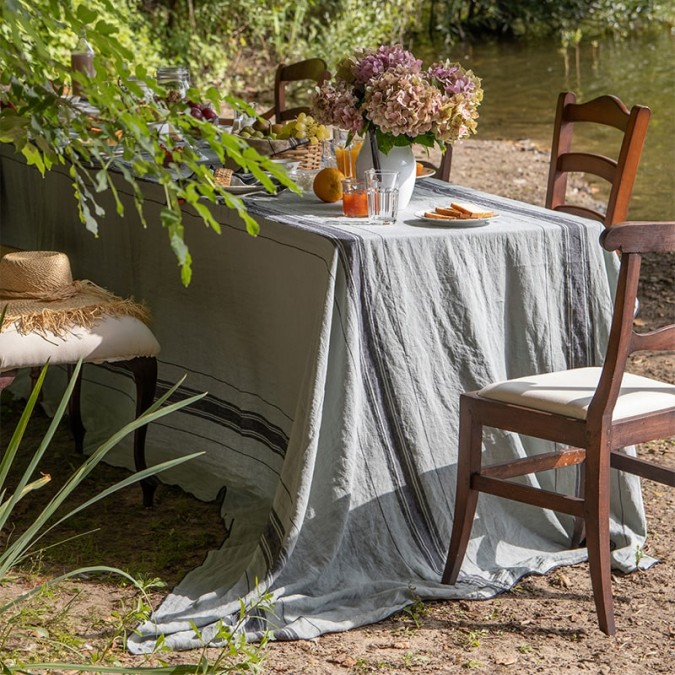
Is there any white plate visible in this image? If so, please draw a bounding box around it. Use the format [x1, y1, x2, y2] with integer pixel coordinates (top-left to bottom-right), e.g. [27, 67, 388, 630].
[413, 210, 499, 227]
[416, 166, 436, 179]
[220, 184, 267, 195]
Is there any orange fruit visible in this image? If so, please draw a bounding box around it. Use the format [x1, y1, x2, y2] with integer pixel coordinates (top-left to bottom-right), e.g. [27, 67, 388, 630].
[313, 167, 345, 203]
[416, 162, 424, 176]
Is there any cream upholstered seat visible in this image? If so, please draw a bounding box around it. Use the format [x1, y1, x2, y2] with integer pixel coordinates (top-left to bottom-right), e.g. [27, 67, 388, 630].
[0, 315, 159, 370]
[0, 250, 161, 507]
[480, 367, 675, 421]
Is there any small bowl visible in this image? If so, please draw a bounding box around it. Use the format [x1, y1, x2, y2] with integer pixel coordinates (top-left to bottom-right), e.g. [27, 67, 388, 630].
[269, 158, 301, 171]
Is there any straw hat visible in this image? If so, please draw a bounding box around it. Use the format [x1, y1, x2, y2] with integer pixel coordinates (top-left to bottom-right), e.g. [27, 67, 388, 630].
[0, 250, 150, 336]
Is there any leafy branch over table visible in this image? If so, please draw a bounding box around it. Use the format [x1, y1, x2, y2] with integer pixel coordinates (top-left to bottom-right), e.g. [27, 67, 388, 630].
[0, 0, 298, 286]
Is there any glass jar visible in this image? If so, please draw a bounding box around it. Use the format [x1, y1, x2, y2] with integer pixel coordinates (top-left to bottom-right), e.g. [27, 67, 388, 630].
[156, 66, 190, 101]
[71, 32, 95, 98]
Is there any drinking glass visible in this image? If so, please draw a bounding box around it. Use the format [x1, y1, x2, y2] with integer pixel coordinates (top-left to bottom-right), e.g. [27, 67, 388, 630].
[365, 170, 399, 224]
[342, 179, 368, 218]
[333, 128, 363, 178]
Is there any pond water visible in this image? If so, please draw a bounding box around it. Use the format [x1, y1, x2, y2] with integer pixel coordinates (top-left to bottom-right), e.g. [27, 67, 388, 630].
[422, 30, 674, 221]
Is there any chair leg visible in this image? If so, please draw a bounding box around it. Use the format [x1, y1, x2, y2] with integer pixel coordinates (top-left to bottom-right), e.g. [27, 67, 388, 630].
[570, 462, 586, 547]
[584, 440, 616, 635]
[67, 364, 86, 454]
[123, 356, 158, 508]
[442, 397, 482, 584]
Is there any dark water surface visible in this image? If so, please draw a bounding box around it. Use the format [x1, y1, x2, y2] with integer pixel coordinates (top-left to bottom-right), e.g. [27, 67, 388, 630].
[422, 31, 674, 220]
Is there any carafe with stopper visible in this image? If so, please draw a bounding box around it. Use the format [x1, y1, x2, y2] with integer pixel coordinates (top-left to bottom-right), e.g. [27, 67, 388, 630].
[71, 31, 95, 98]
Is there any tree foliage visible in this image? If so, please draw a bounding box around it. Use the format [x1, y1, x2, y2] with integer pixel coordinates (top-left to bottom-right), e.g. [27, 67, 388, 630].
[137, 0, 671, 97]
[0, 0, 668, 284]
[0, 0, 296, 285]
[421, 0, 672, 42]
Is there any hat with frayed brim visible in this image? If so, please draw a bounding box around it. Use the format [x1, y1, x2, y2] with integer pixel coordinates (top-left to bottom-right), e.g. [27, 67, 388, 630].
[0, 250, 150, 336]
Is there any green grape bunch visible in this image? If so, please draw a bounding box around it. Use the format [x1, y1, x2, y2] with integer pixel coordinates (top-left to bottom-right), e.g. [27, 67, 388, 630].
[276, 113, 331, 143]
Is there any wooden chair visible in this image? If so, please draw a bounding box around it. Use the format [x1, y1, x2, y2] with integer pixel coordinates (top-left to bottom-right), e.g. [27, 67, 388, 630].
[262, 58, 330, 123]
[442, 220, 675, 635]
[0, 250, 161, 507]
[418, 145, 453, 182]
[545, 92, 651, 227]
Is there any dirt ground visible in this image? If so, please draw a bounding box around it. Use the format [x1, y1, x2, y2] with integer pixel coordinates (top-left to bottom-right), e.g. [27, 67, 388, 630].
[1, 138, 673, 674]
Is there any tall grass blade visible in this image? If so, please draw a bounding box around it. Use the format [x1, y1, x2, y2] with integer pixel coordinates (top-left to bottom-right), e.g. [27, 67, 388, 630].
[0, 367, 205, 580]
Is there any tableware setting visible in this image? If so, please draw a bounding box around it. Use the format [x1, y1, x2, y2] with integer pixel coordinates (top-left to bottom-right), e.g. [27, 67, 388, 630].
[366, 169, 399, 224]
[416, 166, 436, 179]
[414, 201, 498, 226]
[342, 178, 368, 217]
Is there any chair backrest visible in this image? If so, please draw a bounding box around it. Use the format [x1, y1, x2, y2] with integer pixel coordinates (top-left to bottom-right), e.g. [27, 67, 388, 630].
[418, 145, 453, 182]
[545, 92, 651, 228]
[273, 58, 331, 123]
[590, 221, 675, 424]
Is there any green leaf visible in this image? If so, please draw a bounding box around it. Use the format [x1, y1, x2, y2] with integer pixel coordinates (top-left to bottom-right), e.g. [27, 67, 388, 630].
[21, 142, 46, 174]
[76, 5, 98, 23]
[94, 19, 119, 37]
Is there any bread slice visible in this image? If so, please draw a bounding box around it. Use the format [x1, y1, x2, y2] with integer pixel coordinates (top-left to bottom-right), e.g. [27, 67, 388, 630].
[424, 211, 460, 220]
[450, 201, 496, 218]
[435, 207, 463, 218]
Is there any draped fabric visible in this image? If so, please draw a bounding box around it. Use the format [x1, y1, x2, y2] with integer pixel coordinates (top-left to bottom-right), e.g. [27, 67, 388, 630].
[0, 148, 649, 653]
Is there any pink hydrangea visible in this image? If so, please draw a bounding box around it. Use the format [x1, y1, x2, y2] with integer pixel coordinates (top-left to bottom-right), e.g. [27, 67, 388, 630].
[428, 60, 482, 98]
[363, 68, 442, 138]
[311, 45, 483, 150]
[312, 82, 364, 134]
[353, 45, 422, 87]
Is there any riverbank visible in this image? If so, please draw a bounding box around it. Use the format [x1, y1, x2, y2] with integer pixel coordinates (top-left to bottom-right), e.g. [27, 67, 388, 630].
[1, 137, 672, 674]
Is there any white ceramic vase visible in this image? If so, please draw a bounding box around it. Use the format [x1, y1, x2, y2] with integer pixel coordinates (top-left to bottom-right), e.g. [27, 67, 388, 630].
[356, 132, 416, 210]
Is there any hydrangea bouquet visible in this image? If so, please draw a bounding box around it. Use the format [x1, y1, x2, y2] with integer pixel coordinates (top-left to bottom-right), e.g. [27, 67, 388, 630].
[312, 45, 483, 154]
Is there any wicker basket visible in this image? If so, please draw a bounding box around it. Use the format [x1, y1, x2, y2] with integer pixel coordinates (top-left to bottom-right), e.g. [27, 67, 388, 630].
[241, 137, 323, 171]
[213, 167, 233, 186]
[274, 142, 323, 171]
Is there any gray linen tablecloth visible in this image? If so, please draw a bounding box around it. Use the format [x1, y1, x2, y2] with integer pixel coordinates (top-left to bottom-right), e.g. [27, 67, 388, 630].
[0, 148, 650, 651]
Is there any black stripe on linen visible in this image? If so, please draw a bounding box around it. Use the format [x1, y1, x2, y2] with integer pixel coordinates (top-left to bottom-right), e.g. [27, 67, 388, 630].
[154, 379, 290, 458]
[250, 210, 449, 571]
[345, 232, 449, 568]
[99, 363, 290, 458]
[558, 221, 596, 368]
[259, 508, 287, 574]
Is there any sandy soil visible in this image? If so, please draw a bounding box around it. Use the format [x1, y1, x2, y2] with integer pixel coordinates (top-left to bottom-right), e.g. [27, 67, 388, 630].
[1, 138, 673, 674]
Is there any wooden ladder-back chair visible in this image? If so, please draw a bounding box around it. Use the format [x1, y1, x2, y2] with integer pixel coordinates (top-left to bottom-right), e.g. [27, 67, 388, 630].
[442, 220, 675, 635]
[263, 58, 330, 123]
[418, 145, 453, 182]
[545, 92, 651, 227]
[0, 250, 161, 507]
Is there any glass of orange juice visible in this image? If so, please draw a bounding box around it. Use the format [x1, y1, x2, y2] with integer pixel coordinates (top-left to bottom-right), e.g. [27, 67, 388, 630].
[342, 179, 368, 217]
[334, 129, 363, 179]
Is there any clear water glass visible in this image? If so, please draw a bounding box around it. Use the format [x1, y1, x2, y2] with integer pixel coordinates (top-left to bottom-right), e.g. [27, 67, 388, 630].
[365, 170, 399, 224]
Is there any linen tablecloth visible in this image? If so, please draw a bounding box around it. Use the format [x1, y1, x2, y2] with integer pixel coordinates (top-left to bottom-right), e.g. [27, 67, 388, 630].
[0, 148, 649, 651]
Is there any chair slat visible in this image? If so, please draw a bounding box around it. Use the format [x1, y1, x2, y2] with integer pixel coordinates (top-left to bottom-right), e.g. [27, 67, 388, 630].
[481, 448, 586, 480]
[611, 451, 675, 486]
[559, 152, 617, 183]
[545, 92, 651, 228]
[471, 475, 585, 516]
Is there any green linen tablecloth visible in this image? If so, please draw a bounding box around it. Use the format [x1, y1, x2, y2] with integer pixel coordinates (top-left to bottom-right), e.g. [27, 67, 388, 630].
[0, 147, 649, 651]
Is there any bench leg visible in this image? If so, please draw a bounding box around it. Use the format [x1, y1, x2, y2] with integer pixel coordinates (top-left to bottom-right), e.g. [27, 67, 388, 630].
[66, 364, 86, 454]
[123, 357, 158, 508]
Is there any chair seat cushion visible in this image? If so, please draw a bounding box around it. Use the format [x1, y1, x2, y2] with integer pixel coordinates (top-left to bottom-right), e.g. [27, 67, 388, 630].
[479, 367, 675, 421]
[0, 315, 160, 371]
